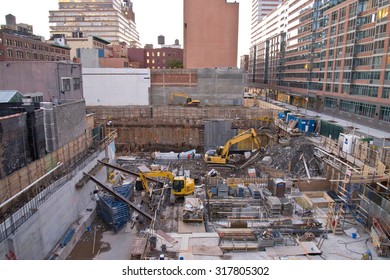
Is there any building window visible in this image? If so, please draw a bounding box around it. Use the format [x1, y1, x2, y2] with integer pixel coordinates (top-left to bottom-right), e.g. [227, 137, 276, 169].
[157, 52, 160, 57]
[39, 54, 44, 60]
[377, 7, 388, 20]
[73, 78, 81, 90]
[146, 52, 149, 57]
[152, 59, 155, 64]
[382, 88, 390, 99]
[62, 78, 71, 92]
[379, 106, 390, 122]
[146, 59, 150, 63]
[340, 100, 376, 118]
[16, 50, 24, 59]
[324, 97, 337, 109]
[0, 49, 3, 56]
[0, 38, 2, 44]
[7, 49, 13, 58]
[152, 52, 155, 57]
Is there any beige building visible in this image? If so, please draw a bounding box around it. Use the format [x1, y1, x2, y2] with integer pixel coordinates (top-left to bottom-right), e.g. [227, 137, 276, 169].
[63, 35, 110, 60]
[49, 0, 140, 47]
[183, 0, 239, 68]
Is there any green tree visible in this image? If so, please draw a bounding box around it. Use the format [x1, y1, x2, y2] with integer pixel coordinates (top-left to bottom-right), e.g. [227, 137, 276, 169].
[167, 59, 183, 69]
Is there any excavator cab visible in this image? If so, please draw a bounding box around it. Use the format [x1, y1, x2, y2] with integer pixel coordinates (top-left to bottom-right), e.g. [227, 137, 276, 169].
[138, 170, 195, 204]
[172, 176, 195, 196]
[172, 178, 185, 193]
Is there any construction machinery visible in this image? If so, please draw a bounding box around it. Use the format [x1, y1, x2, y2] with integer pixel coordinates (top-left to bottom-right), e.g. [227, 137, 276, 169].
[169, 92, 200, 106]
[204, 128, 261, 164]
[138, 170, 195, 203]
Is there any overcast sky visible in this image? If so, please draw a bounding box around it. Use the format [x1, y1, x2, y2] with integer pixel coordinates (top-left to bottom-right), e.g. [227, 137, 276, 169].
[0, 0, 251, 58]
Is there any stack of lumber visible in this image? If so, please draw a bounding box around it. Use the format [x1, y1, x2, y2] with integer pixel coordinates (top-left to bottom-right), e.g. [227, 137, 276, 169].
[280, 198, 293, 216]
[217, 228, 256, 241]
[266, 196, 282, 216]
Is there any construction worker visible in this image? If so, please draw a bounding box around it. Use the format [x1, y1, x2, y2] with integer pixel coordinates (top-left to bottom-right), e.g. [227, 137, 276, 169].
[191, 151, 195, 159]
[361, 250, 372, 260]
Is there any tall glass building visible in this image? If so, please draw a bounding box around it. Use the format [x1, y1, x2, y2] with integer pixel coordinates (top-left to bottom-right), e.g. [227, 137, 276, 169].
[49, 0, 140, 47]
[249, 0, 390, 129]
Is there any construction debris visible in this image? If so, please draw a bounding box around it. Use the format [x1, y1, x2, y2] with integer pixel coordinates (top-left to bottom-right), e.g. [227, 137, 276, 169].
[183, 197, 204, 222]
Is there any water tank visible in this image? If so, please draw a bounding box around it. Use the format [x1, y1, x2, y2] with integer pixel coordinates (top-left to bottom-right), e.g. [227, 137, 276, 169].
[158, 35, 165, 45]
[6, 14, 16, 26]
[175, 39, 179, 45]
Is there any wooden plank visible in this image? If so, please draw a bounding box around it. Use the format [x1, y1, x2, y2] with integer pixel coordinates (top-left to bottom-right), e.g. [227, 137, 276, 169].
[178, 212, 206, 234]
[377, 161, 386, 176]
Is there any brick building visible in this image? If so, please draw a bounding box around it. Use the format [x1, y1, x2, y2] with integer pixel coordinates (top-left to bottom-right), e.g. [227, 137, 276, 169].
[249, 0, 390, 129]
[128, 47, 183, 69]
[0, 30, 71, 62]
[183, 0, 239, 68]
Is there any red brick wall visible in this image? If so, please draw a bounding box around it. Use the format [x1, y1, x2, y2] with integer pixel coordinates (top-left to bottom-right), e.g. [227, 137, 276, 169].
[151, 69, 197, 86]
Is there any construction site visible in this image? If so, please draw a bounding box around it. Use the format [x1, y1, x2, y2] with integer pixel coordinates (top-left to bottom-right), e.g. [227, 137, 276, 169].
[1, 99, 390, 261]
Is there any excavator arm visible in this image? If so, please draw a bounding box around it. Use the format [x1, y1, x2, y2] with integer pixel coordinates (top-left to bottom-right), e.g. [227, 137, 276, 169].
[205, 128, 261, 164]
[138, 170, 194, 204]
[219, 128, 261, 159]
[139, 171, 174, 194]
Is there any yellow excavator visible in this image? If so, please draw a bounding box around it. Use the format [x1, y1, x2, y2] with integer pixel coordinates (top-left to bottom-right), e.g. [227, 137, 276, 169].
[169, 92, 200, 106]
[139, 170, 195, 203]
[204, 128, 261, 164]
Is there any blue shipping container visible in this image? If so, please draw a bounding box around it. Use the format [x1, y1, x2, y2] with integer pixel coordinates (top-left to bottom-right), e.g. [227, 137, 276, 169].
[297, 119, 316, 133]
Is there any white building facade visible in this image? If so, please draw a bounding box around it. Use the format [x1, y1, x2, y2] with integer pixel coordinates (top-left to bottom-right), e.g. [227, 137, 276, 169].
[82, 68, 150, 106]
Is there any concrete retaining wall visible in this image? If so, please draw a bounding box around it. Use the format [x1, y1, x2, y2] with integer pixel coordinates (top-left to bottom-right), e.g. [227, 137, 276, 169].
[0, 150, 107, 260]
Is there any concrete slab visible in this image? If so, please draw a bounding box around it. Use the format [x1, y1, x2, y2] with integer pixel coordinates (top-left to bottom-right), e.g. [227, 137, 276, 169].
[266, 246, 306, 257]
[192, 245, 223, 256]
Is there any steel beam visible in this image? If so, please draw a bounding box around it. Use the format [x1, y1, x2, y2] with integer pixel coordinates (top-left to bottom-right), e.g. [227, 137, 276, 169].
[97, 160, 161, 184]
[85, 173, 153, 220]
